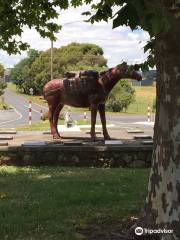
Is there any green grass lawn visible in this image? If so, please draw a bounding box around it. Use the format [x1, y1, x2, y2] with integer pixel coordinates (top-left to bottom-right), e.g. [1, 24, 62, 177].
[0, 100, 4, 109]
[0, 167, 149, 240]
[16, 120, 52, 131]
[126, 86, 156, 114]
[16, 119, 95, 131]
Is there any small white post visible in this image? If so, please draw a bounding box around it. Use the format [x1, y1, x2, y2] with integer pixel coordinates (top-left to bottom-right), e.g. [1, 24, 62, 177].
[40, 109, 43, 120]
[147, 104, 151, 122]
[84, 111, 87, 121]
[29, 100, 32, 125]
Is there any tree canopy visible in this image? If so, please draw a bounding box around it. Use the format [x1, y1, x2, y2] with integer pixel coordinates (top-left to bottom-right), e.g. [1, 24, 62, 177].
[106, 79, 135, 112]
[10, 43, 107, 94]
[0, 79, 7, 96]
[81, 0, 179, 70]
[0, 63, 4, 78]
[10, 49, 40, 93]
[1, 0, 178, 69]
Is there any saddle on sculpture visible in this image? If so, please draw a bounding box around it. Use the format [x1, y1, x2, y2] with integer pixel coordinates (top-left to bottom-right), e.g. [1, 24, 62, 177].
[63, 70, 99, 94]
[64, 70, 99, 80]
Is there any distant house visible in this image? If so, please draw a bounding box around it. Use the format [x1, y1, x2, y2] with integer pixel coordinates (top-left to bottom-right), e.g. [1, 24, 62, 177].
[3, 68, 11, 82]
[130, 70, 156, 86]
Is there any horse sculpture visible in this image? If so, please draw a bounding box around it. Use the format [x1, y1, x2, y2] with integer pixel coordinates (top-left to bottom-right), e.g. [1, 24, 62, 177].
[43, 64, 142, 140]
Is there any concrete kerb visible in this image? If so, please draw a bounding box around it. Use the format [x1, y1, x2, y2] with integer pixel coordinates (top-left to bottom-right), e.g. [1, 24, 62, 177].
[0, 131, 17, 134]
[0, 136, 14, 140]
[0, 142, 8, 146]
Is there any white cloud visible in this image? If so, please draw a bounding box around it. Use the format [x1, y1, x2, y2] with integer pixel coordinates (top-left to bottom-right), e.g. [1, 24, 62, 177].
[0, 5, 150, 68]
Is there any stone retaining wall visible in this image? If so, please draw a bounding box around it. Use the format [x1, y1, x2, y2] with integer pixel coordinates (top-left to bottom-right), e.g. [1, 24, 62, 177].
[0, 145, 152, 168]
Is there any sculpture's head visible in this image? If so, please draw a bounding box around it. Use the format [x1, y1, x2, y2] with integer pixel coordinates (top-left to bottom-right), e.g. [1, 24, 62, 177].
[116, 62, 142, 81]
[130, 70, 142, 81]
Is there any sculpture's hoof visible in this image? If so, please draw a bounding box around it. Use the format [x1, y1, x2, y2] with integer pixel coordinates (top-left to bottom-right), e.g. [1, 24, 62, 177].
[53, 135, 61, 140]
[91, 135, 97, 142]
[104, 135, 111, 140]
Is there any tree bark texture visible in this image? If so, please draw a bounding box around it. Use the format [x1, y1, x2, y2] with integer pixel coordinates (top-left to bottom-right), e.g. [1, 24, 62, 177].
[143, 8, 180, 240]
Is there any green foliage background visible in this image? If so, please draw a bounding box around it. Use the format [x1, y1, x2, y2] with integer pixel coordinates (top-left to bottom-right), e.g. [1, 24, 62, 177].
[10, 43, 107, 94]
[106, 80, 135, 112]
[0, 80, 7, 96]
[0, 64, 4, 78]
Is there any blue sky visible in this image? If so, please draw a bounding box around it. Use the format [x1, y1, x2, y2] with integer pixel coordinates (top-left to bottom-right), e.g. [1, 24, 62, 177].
[0, 5, 150, 68]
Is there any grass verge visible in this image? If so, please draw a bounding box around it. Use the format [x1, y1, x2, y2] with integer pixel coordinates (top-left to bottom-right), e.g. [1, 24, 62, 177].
[0, 96, 10, 110]
[16, 119, 95, 131]
[125, 86, 156, 114]
[0, 167, 149, 240]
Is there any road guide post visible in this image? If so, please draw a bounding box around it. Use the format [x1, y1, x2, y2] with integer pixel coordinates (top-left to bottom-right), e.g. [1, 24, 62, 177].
[29, 88, 34, 125]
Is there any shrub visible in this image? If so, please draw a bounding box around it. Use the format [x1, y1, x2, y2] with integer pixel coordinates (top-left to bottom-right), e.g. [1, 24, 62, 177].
[2, 102, 9, 110]
[42, 111, 64, 121]
[106, 79, 135, 112]
[0, 80, 7, 96]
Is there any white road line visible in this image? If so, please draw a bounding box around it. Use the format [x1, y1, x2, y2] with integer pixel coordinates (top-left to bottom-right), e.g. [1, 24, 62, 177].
[133, 121, 155, 126]
[32, 102, 48, 110]
[0, 106, 23, 126]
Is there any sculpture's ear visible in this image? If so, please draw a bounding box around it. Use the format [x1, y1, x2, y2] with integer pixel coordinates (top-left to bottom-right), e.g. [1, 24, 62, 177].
[116, 62, 128, 69]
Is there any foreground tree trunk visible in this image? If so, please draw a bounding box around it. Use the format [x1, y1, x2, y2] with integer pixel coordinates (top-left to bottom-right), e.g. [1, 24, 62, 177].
[142, 11, 180, 240]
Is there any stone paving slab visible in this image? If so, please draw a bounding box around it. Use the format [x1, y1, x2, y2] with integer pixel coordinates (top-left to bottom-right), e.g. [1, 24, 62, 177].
[142, 140, 153, 145]
[22, 141, 47, 146]
[134, 135, 152, 140]
[0, 131, 17, 134]
[85, 131, 102, 134]
[0, 141, 8, 146]
[0, 136, 13, 140]
[127, 129, 144, 133]
[0, 126, 153, 148]
[105, 140, 124, 145]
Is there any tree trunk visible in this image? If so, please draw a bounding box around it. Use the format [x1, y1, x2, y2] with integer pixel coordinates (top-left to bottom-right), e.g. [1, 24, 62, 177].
[142, 12, 180, 240]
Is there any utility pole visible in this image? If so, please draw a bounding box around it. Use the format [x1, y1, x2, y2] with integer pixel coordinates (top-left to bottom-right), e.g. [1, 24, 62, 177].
[51, 39, 53, 80]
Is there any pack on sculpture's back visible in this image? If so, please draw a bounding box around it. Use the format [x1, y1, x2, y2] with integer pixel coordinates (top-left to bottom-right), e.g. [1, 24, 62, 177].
[63, 70, 99, 94]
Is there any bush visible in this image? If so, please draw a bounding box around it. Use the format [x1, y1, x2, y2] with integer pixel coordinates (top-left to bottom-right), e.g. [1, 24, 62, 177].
[106, 79, 135, 112]
[0, 80, 7, 96]
[41, 111, 64, 121]
[2, 103, 9, 110]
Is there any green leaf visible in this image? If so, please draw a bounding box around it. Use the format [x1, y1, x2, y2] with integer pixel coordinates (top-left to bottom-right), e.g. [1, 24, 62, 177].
[82, 11, 91, 16]
[151, 14, 165, 35]
[113, 4, 139, 30]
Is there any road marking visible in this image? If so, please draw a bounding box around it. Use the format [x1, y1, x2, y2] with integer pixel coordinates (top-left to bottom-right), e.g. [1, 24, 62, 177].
[0, 105, 22, 126]
[133, 121, 154, 126]
[32, 102, 48, 110]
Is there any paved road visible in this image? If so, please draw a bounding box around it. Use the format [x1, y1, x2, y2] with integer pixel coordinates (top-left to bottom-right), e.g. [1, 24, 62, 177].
[0, 89, 47, 128]
[0, 88, 154, 136]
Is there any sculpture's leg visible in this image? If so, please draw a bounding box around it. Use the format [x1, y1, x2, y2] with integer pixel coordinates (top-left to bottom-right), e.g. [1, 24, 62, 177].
[90, 106, 97, 141]
[98, 104, 111, 140]
[53, 103, 64, 138]
[47, 98, 61, 139]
